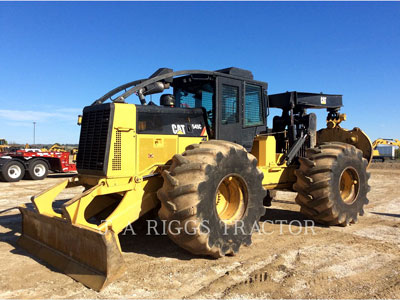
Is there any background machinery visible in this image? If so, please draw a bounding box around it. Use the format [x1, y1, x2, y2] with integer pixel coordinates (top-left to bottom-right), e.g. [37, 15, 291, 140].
[0, 147, 76, 182]
[40, 143, 67, 152]
[372, 138, 400, 161]
[18, 68, 372, 291]
[0, 139, 10, 153]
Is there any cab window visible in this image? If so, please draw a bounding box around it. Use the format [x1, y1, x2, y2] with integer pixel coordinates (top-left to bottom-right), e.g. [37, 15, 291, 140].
[244, 84, 263, 126]
[221, 84, 239, 124]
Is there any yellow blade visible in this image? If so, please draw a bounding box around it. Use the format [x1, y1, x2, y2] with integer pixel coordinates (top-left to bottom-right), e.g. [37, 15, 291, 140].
[18, 207, 126, 291]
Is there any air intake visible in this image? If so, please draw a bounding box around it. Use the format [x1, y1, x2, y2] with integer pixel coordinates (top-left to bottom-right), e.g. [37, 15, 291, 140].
[76, 104, 113, 175]
[112, 131, 122, 171]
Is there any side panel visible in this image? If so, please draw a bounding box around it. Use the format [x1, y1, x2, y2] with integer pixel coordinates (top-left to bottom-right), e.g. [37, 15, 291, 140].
[106, 104, 136, 178]
[135, 135, 205, 175]
[251, 135, 297, 190]
[136, 135, 178, 174]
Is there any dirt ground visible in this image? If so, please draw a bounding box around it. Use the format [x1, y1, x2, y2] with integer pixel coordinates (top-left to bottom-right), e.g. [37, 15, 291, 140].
[0, 164, 399, 299]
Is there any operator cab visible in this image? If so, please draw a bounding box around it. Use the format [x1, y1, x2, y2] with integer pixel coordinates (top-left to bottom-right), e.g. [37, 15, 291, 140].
[171, 68, 268, 150]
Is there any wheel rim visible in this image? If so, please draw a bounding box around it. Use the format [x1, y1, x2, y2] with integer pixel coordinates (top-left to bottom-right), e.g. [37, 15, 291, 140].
[339, 167, 360, 205]
[215, 174, 248, 224]
[34, 163, 46, 177]
[8, 164, 22, 179]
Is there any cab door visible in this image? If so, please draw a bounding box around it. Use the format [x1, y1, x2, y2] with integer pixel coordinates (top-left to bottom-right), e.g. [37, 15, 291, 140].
[216, 77, 243, 144]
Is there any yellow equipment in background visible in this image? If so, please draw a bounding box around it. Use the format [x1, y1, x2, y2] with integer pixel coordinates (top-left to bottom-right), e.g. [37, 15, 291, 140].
[0, 139, 9, 152]
[18, 68, 373, 291]
[372, 138, 400, 161]
[40, 143, 67, 152]
[70, 147, 78, 163]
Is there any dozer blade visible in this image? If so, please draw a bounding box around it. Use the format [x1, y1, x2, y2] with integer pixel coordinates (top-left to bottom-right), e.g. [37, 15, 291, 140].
[18, 206, 126, 291]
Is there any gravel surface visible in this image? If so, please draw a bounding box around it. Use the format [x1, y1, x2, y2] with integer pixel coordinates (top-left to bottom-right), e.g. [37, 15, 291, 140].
[0, 167, 399, 299]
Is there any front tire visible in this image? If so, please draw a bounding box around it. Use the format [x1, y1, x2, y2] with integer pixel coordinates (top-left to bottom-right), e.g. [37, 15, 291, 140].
[293, 142, 370, 226]
[157, 140, 266, 257]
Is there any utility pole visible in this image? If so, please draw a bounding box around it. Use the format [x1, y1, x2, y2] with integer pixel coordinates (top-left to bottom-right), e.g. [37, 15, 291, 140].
[33, 122, 36, 145]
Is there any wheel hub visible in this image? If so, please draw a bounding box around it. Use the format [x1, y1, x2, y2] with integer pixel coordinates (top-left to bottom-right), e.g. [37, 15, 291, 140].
[8, 165, 22, 179]
[339, 167, 360, 205]
[34, 164, 46, 177]
[215, 175, 248, 224]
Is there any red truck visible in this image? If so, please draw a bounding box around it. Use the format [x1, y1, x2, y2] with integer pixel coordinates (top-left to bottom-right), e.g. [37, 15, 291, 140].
[0, 149, 76, 182]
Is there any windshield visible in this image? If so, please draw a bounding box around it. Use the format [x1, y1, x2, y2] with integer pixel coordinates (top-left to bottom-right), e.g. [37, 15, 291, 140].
[174, 82, 214, 130]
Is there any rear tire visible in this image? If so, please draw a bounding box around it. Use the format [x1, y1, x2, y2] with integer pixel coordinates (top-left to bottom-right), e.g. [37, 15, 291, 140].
[157, 140, 266, 257]
[0, 160, 25, 182]
[293, 142, 370, 226]
[25, 159, 48, 180]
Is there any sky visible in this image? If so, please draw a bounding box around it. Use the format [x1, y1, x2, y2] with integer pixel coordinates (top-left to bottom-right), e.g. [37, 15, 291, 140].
[0, 1, 399, 144]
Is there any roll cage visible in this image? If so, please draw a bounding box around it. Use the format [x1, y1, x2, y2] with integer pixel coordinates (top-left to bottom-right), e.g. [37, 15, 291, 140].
[92, 68, 268, 106]
[92, 68, 269, 150]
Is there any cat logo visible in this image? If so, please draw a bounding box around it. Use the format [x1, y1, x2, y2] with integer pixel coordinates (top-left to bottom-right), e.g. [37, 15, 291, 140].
[321, 96, 327, 105]
[172, 124, 186, 135]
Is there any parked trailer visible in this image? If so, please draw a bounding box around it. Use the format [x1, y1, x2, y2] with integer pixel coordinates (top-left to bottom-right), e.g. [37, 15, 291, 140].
[372, 138, 400, 162]
[0, 150, 76, 182]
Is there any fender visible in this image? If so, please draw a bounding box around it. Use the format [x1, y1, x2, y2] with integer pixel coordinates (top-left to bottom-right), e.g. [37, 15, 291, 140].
[26, 157, 51, 169]
[317, 127, 373, 166]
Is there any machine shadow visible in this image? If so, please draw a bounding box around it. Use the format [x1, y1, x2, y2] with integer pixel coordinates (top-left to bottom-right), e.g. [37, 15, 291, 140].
[262, 200, 328, 228]
[118, 216, 205, 261]
[371, 212, 400, 218]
